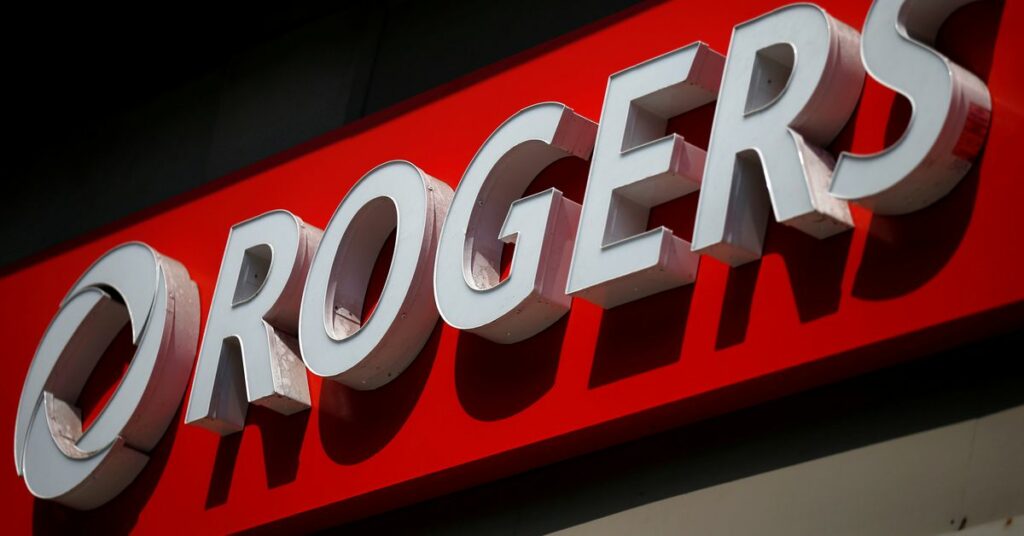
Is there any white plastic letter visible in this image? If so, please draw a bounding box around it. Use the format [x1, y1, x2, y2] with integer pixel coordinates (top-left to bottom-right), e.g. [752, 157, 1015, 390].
[567, 42, 724, 308]
[14, 243, 199, 509]
[185, 210, 321, 435]
[434, 102, 595, 343]
[829, 0, 992, 214]
[691, 5, 865, 266]
[299, 161, 452, 388]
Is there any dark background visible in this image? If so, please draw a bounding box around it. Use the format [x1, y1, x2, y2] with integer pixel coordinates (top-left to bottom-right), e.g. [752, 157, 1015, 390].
[3, 0, 645, 269]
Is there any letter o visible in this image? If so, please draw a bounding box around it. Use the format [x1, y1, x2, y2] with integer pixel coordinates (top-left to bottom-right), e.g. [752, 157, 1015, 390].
[299, 161, 452, 389]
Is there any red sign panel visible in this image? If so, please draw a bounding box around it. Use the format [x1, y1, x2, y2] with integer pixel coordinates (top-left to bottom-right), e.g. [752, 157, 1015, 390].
[3, 0, 1022, 532]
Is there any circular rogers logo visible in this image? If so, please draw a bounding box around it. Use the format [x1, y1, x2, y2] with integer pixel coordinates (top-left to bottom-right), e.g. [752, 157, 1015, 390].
[13, 243, 199, 510]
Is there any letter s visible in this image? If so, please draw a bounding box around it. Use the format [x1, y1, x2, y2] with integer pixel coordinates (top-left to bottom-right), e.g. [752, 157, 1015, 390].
[829, 0, 992, 214]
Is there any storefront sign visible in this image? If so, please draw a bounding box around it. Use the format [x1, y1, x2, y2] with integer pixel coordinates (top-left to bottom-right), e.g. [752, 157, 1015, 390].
[5, 0, 1019, 532]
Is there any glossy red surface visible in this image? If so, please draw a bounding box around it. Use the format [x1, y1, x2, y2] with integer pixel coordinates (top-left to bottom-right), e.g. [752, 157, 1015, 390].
[2, 0, 1021, 532]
